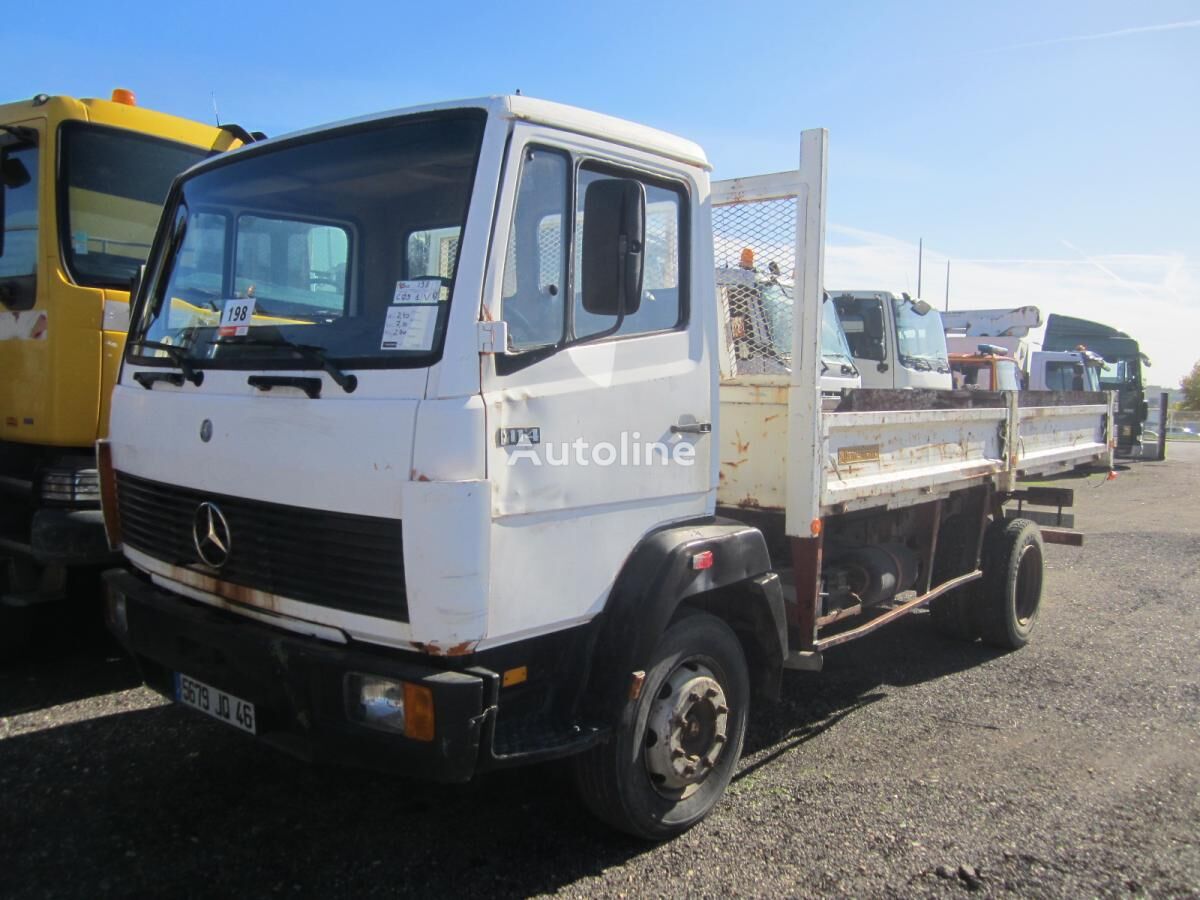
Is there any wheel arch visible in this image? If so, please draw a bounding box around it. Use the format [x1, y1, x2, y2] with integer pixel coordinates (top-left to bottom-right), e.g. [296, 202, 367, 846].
[579, 517, 787, 724]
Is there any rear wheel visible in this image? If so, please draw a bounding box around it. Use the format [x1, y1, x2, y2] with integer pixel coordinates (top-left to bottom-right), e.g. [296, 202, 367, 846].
[572, 611, 749, 840]
[975, 518, 1044, 649]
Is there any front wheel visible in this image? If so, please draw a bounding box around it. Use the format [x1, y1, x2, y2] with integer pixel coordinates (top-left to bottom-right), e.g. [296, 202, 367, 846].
[572, 611, 750, 840]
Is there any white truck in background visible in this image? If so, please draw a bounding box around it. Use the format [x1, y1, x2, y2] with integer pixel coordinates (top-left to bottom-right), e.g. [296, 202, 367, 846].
[830, 290, 952, 389]
[942, 306, 1108, 392]
[100, 97, 1114, 840]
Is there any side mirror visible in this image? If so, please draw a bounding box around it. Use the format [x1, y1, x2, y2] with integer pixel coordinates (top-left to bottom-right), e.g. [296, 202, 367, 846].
[580, 178, 645, 318]
[910, 299, 932, 316]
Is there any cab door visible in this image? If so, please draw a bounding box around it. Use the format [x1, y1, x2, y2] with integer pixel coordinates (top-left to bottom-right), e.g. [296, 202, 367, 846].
[480, 126, 714, 642]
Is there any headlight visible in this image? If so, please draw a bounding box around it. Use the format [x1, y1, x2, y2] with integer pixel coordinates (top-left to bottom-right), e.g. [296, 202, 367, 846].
[346, 674, 434, 741]
[40, 468, 101, 505]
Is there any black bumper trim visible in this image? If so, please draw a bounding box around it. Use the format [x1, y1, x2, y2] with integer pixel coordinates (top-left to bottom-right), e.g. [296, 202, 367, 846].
[103, 568, 487, 782]
[32, 508, 118, 566]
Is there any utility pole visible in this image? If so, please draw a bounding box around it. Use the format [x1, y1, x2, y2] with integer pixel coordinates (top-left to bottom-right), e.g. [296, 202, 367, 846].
[917, 238, 923, 297]
[944, 260, 951, 311]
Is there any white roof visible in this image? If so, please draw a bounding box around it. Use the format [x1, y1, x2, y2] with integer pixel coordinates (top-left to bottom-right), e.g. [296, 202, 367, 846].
[215, 95, 710, 170]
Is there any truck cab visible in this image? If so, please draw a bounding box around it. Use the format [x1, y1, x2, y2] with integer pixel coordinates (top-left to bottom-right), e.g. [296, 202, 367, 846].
[101, 97, 1112, 840]
[1026, 349, 1105, 392]
[831, 290, 952, 389]
[716, 260, 859, 406]
[949, 345, 1023, 391]
[0, 90, 242, 649]
[1043, 313, 1150, 453]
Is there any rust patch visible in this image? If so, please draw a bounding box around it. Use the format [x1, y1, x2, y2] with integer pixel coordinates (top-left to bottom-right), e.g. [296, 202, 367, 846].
[721, 459, 744, 469]
[414, 639, 478, 657]
[837, 444, 881, 465]
[764, 413, 780, 423]
[410, 469, 431, 482]
[737, 495, 761, 509]
[735, 431, 751, 454]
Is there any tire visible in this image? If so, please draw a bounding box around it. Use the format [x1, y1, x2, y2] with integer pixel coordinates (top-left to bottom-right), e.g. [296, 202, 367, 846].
[928, 516, 978, 641]
[974, 518, 1044, 650]
[572, 611, 750, 840]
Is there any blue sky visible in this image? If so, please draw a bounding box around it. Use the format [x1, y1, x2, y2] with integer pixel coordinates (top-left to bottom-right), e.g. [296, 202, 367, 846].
[9, 0, 1199, 383]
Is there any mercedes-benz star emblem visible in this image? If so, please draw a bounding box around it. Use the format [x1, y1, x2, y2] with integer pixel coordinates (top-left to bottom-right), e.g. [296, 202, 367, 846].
[192, 501, 231, 568]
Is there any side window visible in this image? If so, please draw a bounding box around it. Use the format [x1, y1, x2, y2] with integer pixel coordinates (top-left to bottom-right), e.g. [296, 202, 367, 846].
[834, 296, 886, 361]
[573, 168, 685, 339]
[502, 148, 568, 350]
[0, 142, 39, 309]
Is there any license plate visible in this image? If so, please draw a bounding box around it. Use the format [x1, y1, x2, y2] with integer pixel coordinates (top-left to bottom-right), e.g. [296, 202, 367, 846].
[174, 673, 257, 734]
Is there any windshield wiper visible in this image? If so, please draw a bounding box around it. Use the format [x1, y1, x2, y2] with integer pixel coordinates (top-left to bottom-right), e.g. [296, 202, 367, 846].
[127, 339, 204, 385]
[210, 336, 358, 394]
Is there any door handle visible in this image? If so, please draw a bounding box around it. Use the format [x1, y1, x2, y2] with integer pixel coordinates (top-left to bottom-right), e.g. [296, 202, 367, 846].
[671, 422, 712, 435]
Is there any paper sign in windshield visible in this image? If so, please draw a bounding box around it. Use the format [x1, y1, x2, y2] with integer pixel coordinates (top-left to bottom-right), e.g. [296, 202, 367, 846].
[218, 298, 256, 337]
[393, 280, 443, 305]
[381, 305, 436, 351]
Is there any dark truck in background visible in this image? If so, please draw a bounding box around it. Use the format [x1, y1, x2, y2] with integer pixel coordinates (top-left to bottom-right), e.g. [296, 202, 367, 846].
[1043, 314, 1151, 455]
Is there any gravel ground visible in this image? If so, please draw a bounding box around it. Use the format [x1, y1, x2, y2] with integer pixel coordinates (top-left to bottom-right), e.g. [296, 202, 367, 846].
[2, 445, 1198, 898]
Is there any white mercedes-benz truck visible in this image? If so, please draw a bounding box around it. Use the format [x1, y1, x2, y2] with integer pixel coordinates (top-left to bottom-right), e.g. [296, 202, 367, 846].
[100, 97, 1113, 839]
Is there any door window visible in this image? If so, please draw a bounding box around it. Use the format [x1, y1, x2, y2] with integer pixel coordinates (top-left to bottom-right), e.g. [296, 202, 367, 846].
[500, 148, 688, 354]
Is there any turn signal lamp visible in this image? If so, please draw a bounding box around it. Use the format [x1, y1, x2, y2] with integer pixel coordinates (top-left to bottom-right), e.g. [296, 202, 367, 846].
[347, 674, 435, 741]
[692, 549, 714, 570]
[111, 88, 136, 106]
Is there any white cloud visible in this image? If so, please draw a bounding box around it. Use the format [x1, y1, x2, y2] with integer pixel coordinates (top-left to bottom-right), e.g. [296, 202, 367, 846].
[825, 224, 1198, 386]
[991, 18, 1200, 52]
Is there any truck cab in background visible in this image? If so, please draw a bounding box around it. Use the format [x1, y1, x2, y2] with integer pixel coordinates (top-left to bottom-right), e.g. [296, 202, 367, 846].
[0, 90, 244, 651]
[1043, 313, 1151, 454]
[949, 345, 1023, 391]
[1026, 349, 1105, 393]
[831, 290, 952, 389]
[716, 261, 859, 406]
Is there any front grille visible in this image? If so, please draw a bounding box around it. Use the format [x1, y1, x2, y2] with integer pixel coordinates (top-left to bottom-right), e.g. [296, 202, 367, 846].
[115, 471, 408, 622]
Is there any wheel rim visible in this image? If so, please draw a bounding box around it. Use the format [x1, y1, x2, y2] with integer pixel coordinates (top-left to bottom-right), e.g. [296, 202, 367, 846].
[644, 661, 730, 797]
[1014, 543, 1043, 625]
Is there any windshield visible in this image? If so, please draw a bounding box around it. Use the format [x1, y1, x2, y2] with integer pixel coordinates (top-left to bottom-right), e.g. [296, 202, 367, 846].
[129, 112, 485, 369]
[60, 123, 208, 289]
[820, 298, 856, 368]
[751, 283, 855, 372]
[1044, 360, 1099, 391]
[1099, 358, 1138, 388]
[892, 299, 949, 372]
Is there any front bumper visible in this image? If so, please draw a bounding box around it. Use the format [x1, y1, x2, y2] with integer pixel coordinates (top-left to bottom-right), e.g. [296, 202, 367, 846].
[32, 508, 118, 566]
[103, 568, 490, 782]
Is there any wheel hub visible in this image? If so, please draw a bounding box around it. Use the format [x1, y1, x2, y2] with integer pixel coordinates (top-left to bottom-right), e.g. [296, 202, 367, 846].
[644, 663, 729, 791]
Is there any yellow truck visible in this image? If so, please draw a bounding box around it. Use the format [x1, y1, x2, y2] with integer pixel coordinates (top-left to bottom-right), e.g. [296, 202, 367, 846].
[0, 89, 249, 651]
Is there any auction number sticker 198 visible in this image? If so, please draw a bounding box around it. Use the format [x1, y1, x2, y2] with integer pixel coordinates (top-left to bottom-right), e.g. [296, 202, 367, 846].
[175, 672, 256, 734]
[218, 298, 256, 337]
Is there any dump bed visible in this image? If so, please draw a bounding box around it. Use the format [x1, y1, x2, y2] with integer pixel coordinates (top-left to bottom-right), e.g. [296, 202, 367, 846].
[710, 154, 1113, 520]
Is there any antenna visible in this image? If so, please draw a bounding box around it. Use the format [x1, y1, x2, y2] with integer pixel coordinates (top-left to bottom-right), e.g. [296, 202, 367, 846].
[944, 260, 951, 311]
[917, 238, 923, 297]
[211, 91, 221, 127]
